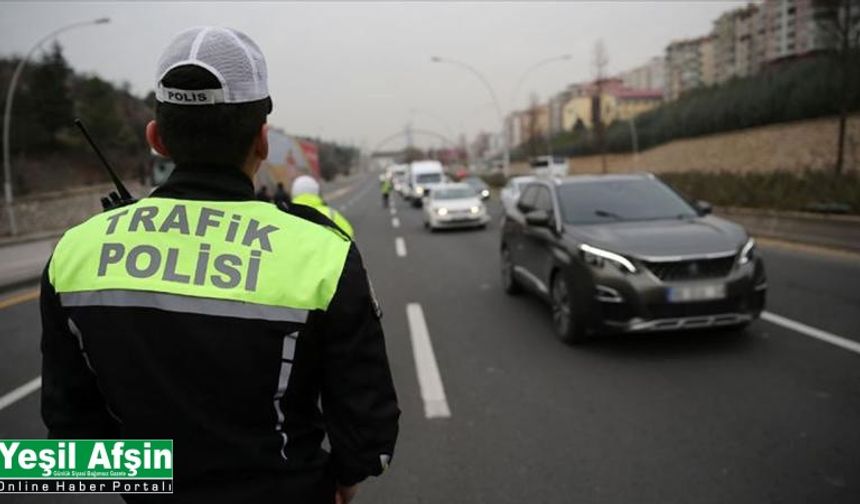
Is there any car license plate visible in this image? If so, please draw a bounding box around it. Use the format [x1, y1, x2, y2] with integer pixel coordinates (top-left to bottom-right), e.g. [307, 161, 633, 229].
[667, 284, 726, 303]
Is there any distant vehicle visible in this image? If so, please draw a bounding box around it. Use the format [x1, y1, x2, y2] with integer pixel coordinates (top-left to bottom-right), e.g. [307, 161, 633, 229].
[500, 174, 767, 344]
[500, 175, 535, 214]
[462, 176, 490, 200]
[387, 164, 410, 196]
[423, 183, 489, 231]
[530, 156, 568, 177]
[406, 160, 446, 207]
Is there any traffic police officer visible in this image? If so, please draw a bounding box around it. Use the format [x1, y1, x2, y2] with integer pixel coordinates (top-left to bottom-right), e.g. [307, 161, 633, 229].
[291, 175, 354, 239]
[40, 26, 399, 504]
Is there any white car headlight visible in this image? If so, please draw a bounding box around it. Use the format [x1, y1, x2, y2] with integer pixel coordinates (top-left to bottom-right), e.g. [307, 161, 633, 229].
[738, 238, 756, 265]
[579, 244, 637, 273]
[416, 186, 425, 196]
[436, 207, 448, 216]
[470, 206, 480, 215]
[481, 189, 490, 198]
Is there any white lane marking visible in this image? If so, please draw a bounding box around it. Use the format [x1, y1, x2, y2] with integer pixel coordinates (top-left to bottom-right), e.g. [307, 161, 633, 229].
[406, 303, 451, 419]
[0, 376, 42, 412]
[392, 217, 400, 228]
[395, 237, 407, 257]
[389, 205, 397, 216]
[762, 311, 860, 356]
[325, 184, 354, 201]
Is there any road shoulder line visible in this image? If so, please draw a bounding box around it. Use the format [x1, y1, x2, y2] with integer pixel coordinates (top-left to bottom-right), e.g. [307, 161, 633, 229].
[0, 376, 42, 412]
[762, 311, 860, 356]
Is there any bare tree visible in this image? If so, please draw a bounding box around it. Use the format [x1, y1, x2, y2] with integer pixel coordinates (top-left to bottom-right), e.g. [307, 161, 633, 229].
[815, 0, 860, 174]
[592, 39, 609, 173]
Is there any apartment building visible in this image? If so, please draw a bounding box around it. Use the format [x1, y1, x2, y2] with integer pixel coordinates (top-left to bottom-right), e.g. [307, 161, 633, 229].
[713, 4, 760, 83]
[620, 56, 666, 93]
[665, 35, 716, 100]
[560, 79, 662, 131]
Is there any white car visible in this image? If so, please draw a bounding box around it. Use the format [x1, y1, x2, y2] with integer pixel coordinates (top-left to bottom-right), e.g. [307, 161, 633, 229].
[423, 183, 489, 231]
[500, 176, 535, 215]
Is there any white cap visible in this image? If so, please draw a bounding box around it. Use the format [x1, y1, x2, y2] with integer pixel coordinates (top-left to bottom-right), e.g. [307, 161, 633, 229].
[155, 26, 269, 105]
[292, 175, 320, 197]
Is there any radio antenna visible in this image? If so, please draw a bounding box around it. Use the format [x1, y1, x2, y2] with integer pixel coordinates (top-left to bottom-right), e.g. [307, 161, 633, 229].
[74, 118, 133, 202]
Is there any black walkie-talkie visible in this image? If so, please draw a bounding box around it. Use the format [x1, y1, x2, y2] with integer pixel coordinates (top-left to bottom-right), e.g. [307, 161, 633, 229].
[74, 118, 137, 211]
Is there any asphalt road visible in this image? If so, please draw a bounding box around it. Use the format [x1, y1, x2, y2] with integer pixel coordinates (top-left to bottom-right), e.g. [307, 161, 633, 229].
[1, 172, 859, 503]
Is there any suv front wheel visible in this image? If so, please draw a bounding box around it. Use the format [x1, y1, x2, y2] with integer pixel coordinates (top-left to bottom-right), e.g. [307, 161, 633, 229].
[501, 247, 522, 295]
[551, 272, 587, 344]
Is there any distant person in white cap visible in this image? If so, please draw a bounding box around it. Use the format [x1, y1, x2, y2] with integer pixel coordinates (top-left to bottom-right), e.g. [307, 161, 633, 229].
[291, 175, 355, 239]
[40, 26, 398, 504]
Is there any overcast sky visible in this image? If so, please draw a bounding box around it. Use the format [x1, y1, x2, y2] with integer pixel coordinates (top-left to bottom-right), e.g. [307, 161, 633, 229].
[0, 1, 747, 149]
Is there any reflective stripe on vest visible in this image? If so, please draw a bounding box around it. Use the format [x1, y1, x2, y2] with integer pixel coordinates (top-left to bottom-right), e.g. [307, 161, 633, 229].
[49, 198, 350, 315]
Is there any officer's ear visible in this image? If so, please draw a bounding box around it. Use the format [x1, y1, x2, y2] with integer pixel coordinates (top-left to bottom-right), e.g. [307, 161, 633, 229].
[146, 121, 170, 157]
[253, 123, 269, 161]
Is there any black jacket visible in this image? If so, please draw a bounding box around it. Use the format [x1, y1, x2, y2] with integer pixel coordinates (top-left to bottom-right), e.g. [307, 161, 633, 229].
[40, 166, 399, 503]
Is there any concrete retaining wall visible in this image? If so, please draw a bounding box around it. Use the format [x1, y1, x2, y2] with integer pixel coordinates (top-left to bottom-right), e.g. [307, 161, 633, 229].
[0, 182, 148, 239]
[716, 207, 860, 253]
[565, 114, 860, 175]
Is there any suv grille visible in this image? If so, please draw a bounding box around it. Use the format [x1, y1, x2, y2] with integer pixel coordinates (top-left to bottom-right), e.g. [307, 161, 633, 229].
[644, 255, 736, 282]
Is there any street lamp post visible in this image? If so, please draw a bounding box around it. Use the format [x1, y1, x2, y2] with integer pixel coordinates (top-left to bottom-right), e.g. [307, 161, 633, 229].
[509, 54, 572, 111]
[431, 56, 510, 177]
[2, 17, 109, 236]
[432, 54, 573, 177]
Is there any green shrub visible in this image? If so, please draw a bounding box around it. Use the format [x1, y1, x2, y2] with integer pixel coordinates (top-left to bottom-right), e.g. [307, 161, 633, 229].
[553, 55, 860, 157]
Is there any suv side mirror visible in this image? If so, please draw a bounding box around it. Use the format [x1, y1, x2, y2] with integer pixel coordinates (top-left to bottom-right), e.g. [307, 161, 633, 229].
[695, 200, 712, 216]
[525, 209, 551, 227]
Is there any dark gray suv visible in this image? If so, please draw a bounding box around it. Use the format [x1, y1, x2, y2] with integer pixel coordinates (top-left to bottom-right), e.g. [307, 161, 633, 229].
[500, 174, 767, 343]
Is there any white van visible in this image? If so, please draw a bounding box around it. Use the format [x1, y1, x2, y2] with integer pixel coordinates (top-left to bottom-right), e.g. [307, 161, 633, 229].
[406, 160, 446, 207]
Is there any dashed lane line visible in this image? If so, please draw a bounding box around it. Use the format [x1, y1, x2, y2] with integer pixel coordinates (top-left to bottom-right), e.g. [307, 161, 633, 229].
[0, 376, 41, 413]
[392, 217, 400, 228]
[405, 303, 451, 419]
[762, 311, 860, 356]
[395, 237, 407, 257]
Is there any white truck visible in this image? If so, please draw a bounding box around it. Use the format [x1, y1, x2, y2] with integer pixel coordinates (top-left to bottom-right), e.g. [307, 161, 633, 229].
[406, 160, 446, 207]
[529, 156, 568, 178]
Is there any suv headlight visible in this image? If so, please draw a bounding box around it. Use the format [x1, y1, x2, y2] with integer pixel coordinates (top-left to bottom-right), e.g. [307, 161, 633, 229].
[738, 238, 756, 265]
[470, 206, 481, 215]
[436, 207, 448, 216]
[579, 244, 637, 273]
[416, 186, 425, 196]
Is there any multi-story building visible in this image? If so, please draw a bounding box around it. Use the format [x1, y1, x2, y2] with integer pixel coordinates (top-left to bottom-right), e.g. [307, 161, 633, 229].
[757, 0, 835, 63]
[665, 35, 716, 100]
[560, 79, 662, 131]
[713, 4, 760, 83]
[549, 87, 575, 136]
[518, 104, 550, 146]
[620, 56, 666, 94]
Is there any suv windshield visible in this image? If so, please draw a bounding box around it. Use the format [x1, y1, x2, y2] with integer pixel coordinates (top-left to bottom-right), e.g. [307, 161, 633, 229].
[434, 187, 476, 200]
[557, 178, 698, 224]
[417, 173, 442, 184]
